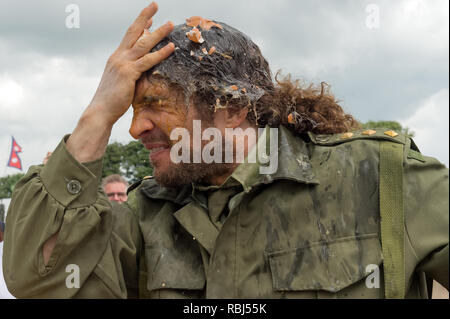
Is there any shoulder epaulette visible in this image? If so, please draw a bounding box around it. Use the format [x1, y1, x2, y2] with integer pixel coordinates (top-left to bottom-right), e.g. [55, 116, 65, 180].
[307, 128, 407, 146]
[127, 175, 154, 195]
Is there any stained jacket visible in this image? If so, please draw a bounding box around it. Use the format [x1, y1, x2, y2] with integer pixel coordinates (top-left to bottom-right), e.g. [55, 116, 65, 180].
[3, 126, 449, 298]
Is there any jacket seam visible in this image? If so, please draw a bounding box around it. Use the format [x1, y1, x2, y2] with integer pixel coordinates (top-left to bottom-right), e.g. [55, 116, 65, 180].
[265, 233, 379, 256]
[402, 170, 420, 262]
[404, 221, 420, 262]
[92, 269, 124, 299]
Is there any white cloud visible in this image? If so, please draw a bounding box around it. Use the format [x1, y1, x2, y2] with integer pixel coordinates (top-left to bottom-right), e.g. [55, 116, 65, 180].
[401, 88, 449, 166]
[0, 77, 24, 108]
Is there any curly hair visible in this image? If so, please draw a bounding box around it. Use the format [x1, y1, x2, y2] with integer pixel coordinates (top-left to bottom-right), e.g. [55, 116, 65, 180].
[249, 72, 361, 134]
[195, 71, 360, 135]
[150, 20, 360, 135]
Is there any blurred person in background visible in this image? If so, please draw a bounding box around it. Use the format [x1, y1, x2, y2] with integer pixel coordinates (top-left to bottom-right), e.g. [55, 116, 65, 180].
[102, 174, 129, 203]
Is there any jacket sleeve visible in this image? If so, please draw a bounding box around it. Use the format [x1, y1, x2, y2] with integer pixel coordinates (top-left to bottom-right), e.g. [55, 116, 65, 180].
[2, 136, 141, 298]
[403, 138, 449, 290]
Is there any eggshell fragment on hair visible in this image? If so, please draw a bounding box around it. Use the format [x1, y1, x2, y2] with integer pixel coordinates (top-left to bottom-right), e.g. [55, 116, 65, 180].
[220, 53, 233, 60]
[288, 113, 295, 124]
[186, 16, 223, 30]
[208, 46, 216, 55]
[186, 27, 205, 43]
[186, 16, 203, 27]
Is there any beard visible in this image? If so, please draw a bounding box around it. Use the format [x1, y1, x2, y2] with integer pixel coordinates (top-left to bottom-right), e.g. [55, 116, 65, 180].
[143, 118, 235, 188]
[154, 159, 234, 188]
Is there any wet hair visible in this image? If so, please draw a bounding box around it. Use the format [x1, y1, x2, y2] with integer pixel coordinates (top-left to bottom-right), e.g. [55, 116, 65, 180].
[101, 174, 129, 189]
[148, 19, 359, 134]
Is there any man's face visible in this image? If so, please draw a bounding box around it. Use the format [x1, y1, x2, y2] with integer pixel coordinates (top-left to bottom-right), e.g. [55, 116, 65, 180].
[130, 76, 233, 187]
[130, 76, 187, 178]
[104, 182, 128, 203]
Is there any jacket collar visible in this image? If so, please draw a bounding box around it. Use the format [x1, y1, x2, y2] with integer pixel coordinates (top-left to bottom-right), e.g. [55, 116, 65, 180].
[229, 125, 319, 193]
[141, 125, 319, 204]
[140, 180, 192, 206]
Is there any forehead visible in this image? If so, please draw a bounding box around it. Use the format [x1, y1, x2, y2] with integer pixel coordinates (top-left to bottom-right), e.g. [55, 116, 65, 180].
[104, 182, 127, 191]
[135, 75, 185, 103]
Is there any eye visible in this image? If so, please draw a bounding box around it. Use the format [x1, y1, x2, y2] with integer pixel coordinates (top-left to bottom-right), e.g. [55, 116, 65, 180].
[143, 98, 168, 110]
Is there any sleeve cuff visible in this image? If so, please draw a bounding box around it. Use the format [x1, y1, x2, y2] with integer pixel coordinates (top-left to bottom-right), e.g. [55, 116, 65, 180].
[40, 135, 104, 208]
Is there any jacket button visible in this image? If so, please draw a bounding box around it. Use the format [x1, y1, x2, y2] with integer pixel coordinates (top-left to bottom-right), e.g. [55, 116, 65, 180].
[67, 179, 82, 195]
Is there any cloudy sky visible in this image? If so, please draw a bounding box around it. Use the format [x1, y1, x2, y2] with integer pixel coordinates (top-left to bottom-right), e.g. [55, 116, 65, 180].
[0, 0, 448, 177]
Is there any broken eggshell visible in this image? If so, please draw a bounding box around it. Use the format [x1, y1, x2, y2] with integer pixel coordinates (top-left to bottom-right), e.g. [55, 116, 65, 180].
[147, 18, 269, 111]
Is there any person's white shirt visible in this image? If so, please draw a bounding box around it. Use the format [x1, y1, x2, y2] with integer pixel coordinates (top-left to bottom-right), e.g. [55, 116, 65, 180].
[1, 198, 15, 299]
[0, 242, 15, 298]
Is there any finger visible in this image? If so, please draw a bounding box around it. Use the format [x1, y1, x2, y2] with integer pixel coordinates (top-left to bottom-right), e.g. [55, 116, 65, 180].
[130, 21, 174, 59]
[119, 2, 158, 49]
[135, 42, 175, 73]
[144, 18, 153, 30]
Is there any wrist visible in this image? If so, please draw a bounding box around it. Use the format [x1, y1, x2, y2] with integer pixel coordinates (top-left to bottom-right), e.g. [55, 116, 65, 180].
[81, 104, 116, 130]
[67, 106, 114, 163]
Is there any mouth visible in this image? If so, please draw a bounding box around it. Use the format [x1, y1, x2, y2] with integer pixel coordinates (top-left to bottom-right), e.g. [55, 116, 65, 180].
[144, 143, 171, 161]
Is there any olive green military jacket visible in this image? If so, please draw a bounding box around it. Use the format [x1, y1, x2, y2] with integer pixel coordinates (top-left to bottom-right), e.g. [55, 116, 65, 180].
[3, 126, 449, 298]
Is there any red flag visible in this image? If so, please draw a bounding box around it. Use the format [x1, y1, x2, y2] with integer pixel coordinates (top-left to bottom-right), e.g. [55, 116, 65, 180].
[7, 137, 23, 170]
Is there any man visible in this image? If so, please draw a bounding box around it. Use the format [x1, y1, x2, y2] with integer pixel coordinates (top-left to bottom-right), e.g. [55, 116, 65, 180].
[3, 3, 448, 298]
[102, 174, 129, 203]
[0, 221, 3, 243]
[0, 204, 15, 299]
[0, 203, 4, 243]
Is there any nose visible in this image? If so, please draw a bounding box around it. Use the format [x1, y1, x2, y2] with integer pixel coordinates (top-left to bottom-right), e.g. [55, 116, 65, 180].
[129, 108, 155, 139]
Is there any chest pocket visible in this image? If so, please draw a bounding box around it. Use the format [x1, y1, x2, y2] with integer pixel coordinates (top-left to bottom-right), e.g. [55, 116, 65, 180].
[144, 229, 206, 294]
[267, 234, 382, 293]
[137, 184, 205, 297]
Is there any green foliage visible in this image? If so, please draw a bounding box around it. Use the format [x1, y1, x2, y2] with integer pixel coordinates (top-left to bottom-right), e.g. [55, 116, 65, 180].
[121, 141, 154, 183]
[102, 142, 124, 177]
[361, 120, 415, 138]
[0, 173, 25, 199]
[102, 140, 153, 184]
